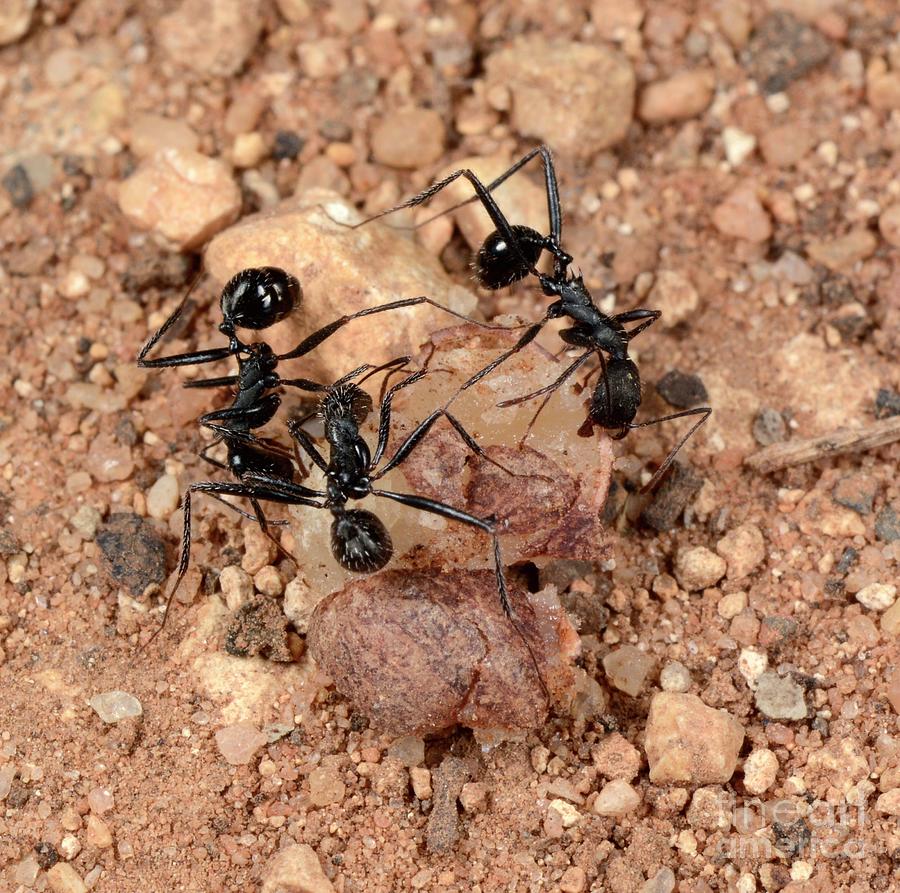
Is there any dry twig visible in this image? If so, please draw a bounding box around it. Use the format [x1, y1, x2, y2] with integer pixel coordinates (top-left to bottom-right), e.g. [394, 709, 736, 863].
[746, 415, 900, 474]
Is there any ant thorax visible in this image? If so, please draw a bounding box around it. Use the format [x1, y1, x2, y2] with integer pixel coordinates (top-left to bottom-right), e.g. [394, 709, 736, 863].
[320, 383, 373, 425]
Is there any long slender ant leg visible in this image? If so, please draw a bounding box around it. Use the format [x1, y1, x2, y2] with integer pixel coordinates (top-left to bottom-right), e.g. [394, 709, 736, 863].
[248, 496, 297, 566]
[184, 374, 240, 389]
[136, 269, 202, 363]
[286, 420, 329, 473]
[496, 350, 595, 446]
[353, 167, 548, 281]
[497, 350, 595, 408]
[204, 491, 290, 525]
[369, 368, 514, 479]
[140, 479, 326, 650]
[277, 296, 522, 362]
[632, 407, 712, 493]
[616, 308, 661, 341]
[441, 317, 550, 412]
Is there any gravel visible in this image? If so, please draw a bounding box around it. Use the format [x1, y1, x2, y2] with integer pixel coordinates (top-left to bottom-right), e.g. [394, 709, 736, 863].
[89, 690, 143, 723]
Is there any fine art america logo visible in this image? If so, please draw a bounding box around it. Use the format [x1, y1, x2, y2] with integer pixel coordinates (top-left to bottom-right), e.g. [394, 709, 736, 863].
[713, 792, 869, 862]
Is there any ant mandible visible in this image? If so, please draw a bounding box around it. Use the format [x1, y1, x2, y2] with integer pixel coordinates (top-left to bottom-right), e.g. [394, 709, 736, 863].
[356, 146, 711, 490]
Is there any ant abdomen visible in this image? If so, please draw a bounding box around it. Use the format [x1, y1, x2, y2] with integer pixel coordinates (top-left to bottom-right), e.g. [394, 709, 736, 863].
[229, 442, 295, 481]
[475, 225, 544, 290]
[589, 357, 641, 430]
[331, 509, 393, 572]
[220, 267, 301, 332]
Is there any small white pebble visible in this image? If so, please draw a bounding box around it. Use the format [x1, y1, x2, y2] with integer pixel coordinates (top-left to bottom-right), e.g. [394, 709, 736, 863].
[145, 473, 180, 520]
[89, 690, 142, 723]
[659, 661, 691, 692]
[548, 798, 581, 828]
[723, 126, 756, 167]
[738, 648, 768, 689]
[856, 583, 896, 612]
[59, 834, 82, 860]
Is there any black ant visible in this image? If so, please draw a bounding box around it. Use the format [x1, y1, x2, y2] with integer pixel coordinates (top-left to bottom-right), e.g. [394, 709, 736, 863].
[138, 266, 514, 477]
[140, 356, 413, 646]
[237, 364, 551, 697]
[357, 146, 711, 490]
[241, 366, 512, 607]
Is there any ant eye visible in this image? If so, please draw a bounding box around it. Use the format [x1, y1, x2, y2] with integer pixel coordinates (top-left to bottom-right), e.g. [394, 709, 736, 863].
[475, 225, 543, 290]
[331, 510, 393, 572]
[220, 267, 301, 331]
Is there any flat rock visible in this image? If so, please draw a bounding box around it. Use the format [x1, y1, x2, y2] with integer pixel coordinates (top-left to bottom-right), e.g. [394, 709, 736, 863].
[371, 108, 446, 169]
[754, 671, 807, 720]
[649, 270, 699, 329]
[644, 692, 745, 784]
[715, 523, 765, 580]
[308, 571, 580, 735]
[674, 545, 726, 591]
[485, 36, 635, 156]
[712, 183, 772, 243]
[128, 114, 200, 158]
[214, 722, 268, 765]
[204, 191, 479, 380]
[89, 691, 143, 723]
[156, 0, 263, 78]
[603, 645, 655, 696]
[118, 149, 241, 250]
[807, 229, 877, 272]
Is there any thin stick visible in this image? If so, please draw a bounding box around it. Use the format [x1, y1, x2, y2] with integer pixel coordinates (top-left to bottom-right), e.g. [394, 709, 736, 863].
[745, 415, 900, 474]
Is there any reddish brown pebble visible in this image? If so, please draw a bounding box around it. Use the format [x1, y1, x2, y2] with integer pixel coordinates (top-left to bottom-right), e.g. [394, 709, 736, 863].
[370, 108, 446, 169]
[645, 693, 745, 784]
[308, 570, 580, 735]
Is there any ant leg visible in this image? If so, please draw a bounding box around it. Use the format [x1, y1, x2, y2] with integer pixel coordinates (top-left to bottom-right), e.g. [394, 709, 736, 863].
[286, 420, 329, 473]
[628, 407, 712, 493]
[369, 368, 512, 477]
[497, 350, 595, 446]
[184, 374, 239, 389]
[497, 350, 594, 408]
[616, 309, 661, 341]
[370, 369, 428, 467]
[204, 491, 290, 525]
[442, 316, 550, 412]
[141, 478, 326, 649]
[248, 497, 297, 566]
[277, 297, 520, 362]
[199, 393, 281, 430]
[138, 345, 237, 369]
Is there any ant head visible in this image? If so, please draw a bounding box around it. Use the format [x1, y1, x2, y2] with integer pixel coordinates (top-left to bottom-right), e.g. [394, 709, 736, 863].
[321, 383, 373, 425]
[330, 509, 393, 572]
[219, 267, 301, 334]
[474, 225, 544, 290]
